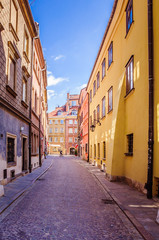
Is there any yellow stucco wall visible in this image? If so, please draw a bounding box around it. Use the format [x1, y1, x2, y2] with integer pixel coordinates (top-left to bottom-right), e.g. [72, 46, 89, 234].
[88, 0, 149, 191]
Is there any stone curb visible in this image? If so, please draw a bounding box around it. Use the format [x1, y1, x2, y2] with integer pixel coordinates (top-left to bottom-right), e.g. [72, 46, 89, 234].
[78, 160, 154, 240]
[0, 160, 53, 215]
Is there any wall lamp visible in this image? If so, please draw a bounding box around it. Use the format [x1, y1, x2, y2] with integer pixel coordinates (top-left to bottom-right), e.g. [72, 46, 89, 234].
[90, 120, 101, 132]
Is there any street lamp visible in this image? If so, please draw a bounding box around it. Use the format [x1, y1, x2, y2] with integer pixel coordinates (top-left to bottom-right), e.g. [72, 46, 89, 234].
[90, 120, 101, 132]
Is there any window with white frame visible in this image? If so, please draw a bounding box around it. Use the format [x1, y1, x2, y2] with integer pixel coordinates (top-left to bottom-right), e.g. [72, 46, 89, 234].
[49, 120, 52, 124]
[74, 128, 77, 133]
[49, 137, 52, 142]
[75, 138, 77, 143]
[69, 120, 73, 124]
[69, 128, 73, 133]
[108, 87, 113, 112]
[74, 120, 77, 124]
[126, 56, 134, 95]
[60, 137, 64, 142]
[60, 128, 64, 133]
[55, 128, 58, 133]
[69, 137, 73, 142]
[22, 77, 27, 103]
[54, 137, 58, 142]
[55, 120, 58, 124]
[97, 72, 100, 89]
[49, 128, 52, 133]
[60, 120, 64, 124]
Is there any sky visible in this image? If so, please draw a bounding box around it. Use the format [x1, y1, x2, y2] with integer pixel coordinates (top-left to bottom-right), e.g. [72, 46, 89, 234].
[29, 0, 114, 113]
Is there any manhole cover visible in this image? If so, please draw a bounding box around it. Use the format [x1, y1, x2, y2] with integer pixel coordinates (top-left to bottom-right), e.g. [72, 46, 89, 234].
[102, 199, 114, 204]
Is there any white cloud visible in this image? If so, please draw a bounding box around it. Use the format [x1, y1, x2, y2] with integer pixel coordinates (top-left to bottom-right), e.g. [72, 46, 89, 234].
[54, 55, 65, 61]
[47, 71, 69, 86]
[76, 83, 87, 92]
[47, 90, 56, 100]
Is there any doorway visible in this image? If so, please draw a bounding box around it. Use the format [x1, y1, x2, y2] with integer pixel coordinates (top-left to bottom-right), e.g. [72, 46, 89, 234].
[70, 147, 75, 155]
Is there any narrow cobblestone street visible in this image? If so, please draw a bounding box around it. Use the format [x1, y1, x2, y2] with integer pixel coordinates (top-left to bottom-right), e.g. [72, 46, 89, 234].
[0, 156, 143, 240]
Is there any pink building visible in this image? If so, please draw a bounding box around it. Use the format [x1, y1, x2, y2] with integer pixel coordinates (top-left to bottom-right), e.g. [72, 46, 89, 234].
[78, 88, 88, 160]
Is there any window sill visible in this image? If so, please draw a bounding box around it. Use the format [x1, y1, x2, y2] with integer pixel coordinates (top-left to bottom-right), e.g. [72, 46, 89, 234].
[103, 158, 106, 161]
[124, 88, 135, 99]
[9, 23, 19, 42]
[0, 23, 4, 31]
[107, 61, 114, 70]
[7, 162, 16, 168]
[6, 85, 17, 98]
[101, 115, 106, 120]
[125, 20, 134, 39]
[21, 100, 28, 109]
[124, 153, 133, 156]
[107, 109, 113, 114]
[23, 51, 30, 63]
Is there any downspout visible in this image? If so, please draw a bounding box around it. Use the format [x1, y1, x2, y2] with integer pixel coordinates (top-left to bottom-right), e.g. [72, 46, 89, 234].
[29, 37, 34, 173]
[147, 0, 154, 199]
[87, 93, 89, 163]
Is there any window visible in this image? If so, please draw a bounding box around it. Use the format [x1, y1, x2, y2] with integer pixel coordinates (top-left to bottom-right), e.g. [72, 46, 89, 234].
[108, 87, 113, 112]
[93, 110, 96, 125]
[74, 120, 77, 124]
[102, 97, 106, 118]
[102, 58, 106, 79]
[108, 42, 113, 68]
[90, 90, 92, 103]
[49, 128, 52, 133]
[55, 120, 58, 124]
[75, 138, 77, 143]
[7, 135, 16, 163]
[98, 143, 100, 159]
[103, 141, 106, 159]
[74, 128, 77, 133]
[126, 0, 133, 33]
[69, 120, 73, 124]
[126, 134, 133, 156]
[97, 72, 100, 89]
[126, 56, 134, 95]
[54, 137, 58, 142]
[60, 120, 64, 124]
[90, 145, 92, 158]
[49, 137, 52, 142]
[24, 31, 29, 56]
[94, 144, 96, 159]
[22, 78, 27, 103]
[90, 116, 92, 126]
[72, 101, 76, 106]
[57, 111, 62, 116]
[35, 91, 37, 113]
[55, 128, 58, 133]
[97, 105, 100, 122]
[60, 128, 64, 133]
[69, 137, 73, 143]
[10, 0, 18, 38]
[71, 110, 77, 116]
[60, 137, 64, 142]
[93, 80, 96, 96]
[85, 143, 88, 153]
[8, 57, 16, 91]
[69, 128, 73, 133]
[49, 120, 52, 124]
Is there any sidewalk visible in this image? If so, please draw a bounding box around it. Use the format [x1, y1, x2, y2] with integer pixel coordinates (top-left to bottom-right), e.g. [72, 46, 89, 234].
[0, 156, 53, 215]
[77, 158, 159, 240]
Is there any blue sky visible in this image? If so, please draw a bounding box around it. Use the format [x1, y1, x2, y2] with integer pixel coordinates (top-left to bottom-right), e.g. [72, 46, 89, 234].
[29, 0, 114, 112]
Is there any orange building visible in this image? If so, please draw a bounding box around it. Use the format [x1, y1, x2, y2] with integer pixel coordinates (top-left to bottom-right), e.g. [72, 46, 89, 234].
[78, 88, 88, 160]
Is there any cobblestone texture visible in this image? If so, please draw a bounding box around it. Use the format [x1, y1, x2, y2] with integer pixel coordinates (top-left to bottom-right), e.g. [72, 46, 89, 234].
[0, 156, 143, 240]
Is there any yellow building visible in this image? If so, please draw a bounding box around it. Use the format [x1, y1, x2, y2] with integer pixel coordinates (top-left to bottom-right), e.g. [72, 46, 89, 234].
[87, 0, 152, 195]
[48, 107, 66, 155]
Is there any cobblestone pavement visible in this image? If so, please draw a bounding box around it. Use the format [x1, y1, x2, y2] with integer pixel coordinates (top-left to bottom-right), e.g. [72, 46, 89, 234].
[0, 156, 143, 240]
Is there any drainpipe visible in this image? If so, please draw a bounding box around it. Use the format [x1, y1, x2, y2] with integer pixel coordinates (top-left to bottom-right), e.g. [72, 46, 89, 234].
[146, 0, 154, 199]
[29, 37, 34, 173]
[87, 93, 89, 163]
